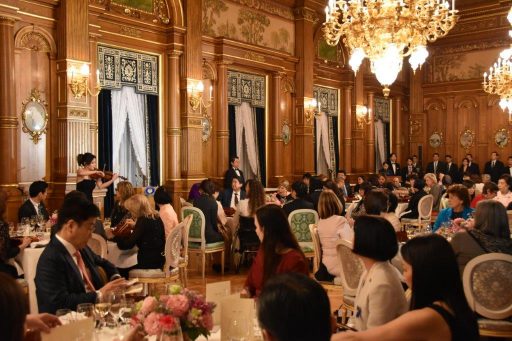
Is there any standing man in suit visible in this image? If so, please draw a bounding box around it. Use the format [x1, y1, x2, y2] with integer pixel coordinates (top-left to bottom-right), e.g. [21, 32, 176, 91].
[504, 156, 512, 177]
[445, 155, 460, 183]
[219, 177, 246, 209]
[484, 151, 505, 183]
[466, 153, 480, 175]
[35, 195, 126, 313]
[283, 181, 314, 216]
[18, 181, 50, 222]
[426, 153, 446, 176]
[412, 155, 422, 175]
[388, 153, 400, 176]
[224, 156, 245, 189]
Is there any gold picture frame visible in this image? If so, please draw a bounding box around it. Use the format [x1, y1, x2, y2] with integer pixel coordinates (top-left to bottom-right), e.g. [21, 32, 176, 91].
[20, 89, 48, 144]
[282, 120, 291, 145]
[494, 128, 510, 149]
[429, 131, 443, 148]
[459, 129, 476, 151]
[201, 113, 212, 143]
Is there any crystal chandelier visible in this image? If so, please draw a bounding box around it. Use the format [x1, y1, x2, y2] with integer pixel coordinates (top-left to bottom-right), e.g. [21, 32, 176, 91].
[483, 7, 512, 122]
[323, 0, 458, 96]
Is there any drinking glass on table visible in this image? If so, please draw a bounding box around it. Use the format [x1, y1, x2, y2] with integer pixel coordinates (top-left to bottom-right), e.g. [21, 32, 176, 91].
[118, 298, 134, 325]
[8, 222, 15, 237]
[30, 215, 37, 231]
[106, 290, 125, 327]
[104, 218, 111, 230]
[228, 317, 250, 341]
[95, 302, 111, 328]
[56, 309, 73, 324]
[77, 303, 95, 319]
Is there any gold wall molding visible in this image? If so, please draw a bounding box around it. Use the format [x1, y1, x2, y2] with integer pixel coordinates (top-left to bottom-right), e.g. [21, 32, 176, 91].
[449, 16, 502, 36]
[227, 0, 294, 21]
[90, 0, 173, 25]
[293, 7, 319, 24]
[0, 117, 18, 128]
[431, 39, 509, 55]
[15, 25, 56, 55]
[243, 51, 265, 63]
[409, 119, 422, 137]
[167, 127, 182, 136]
[119, 25, 142, 38]
[69, 110, 88, 118]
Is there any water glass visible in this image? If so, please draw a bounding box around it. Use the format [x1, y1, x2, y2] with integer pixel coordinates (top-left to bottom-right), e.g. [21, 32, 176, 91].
[107, 290, 125, 326]
[118, 299, 134, 325]
[77, 303, 95, 319]
[95, 302, 111, 328]
[104, 218, 111, 230]
[30, 215, 37, 230]
[56, 309, 73, 324]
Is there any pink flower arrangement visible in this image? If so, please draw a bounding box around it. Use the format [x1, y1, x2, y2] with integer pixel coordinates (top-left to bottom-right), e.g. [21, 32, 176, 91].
[132, 285, 216, 340]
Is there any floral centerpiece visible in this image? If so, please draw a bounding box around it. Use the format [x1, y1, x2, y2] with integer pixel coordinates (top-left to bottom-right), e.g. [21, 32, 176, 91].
[132, 285, 215, 340]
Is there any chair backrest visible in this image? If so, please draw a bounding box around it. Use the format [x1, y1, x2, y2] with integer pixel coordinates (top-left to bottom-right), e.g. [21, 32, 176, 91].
[181, 206, 206, 248]
[180, 197, 193, 207]
[309, 224, 321, 274]
[87, 233, 107, 258]
[336, 239, 365, 296]
[345, 202, 358, 219]
[164, 221, 183, 274]
[418, 194, 434, 222]
[462, 253, 512, 320]
[439, 192, 448, 210]
[180, 215, 193, 262]
[288, 209, 319, 243]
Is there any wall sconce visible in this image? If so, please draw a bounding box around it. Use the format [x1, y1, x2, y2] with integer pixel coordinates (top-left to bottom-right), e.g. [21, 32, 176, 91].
[188, 79, 212, 112]
[67, 63, 101, 100]
[356, 104, 372, 128]
[304, 97, 320, 122]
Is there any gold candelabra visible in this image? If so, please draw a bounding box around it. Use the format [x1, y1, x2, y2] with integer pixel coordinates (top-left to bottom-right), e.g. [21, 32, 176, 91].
[323, 0, 458, 96]
[304, 97, 321, 122]
[68, 63, 101, 99]
[187, 80, 212, 112]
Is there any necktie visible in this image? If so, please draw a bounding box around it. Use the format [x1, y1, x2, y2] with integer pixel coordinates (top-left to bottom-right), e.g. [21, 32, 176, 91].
[234, 192, 239, 205]
[74, 251, 96, 292]
[492, 161, 495, 168]
[408, 166, 412, 174]
[434, 162, 437, 173]
[343, 185, 348, 197]
[38, 204, 45, 218]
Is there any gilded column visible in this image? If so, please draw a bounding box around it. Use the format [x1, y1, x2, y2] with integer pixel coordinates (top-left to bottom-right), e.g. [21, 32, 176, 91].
[393, 96, 403, 161]
[367, 91, 375, 173]
[270, 72, 284, 187]
[167, 51, 182, 181]
[343, 86, 352, 173]
[215, 61, 229, 180]
[0, 15, 21, 222]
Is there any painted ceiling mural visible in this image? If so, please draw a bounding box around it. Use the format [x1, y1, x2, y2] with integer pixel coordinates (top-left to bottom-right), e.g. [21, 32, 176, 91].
[202, 0, 295, 55]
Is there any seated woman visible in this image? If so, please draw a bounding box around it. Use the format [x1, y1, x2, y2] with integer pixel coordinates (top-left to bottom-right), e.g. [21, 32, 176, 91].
[274, 180, 293, 205]
[238, 179, 266, 218]
[332, 234, 479, 341]
[194, 179, 224, 243]
[350, 183, 372, 219]
[471, 181, 497, 208]
[154, 186, 179, 239]
[451, 200, 512, 274]
[424, 173, 442, 212]
[110, 181, 134, 228]
[400, 179, 427, 220]
[243, 205, 308, 297]
[314, 191, 353, 282]
[433, 185, 474, 232]
[354, 176, 365, 194]
[324, 180, 347, 216]
[462, 180, 476, 203]
[258, 273, 332, 341]
[108, 194, 165, 270]
[352, 216, 407, 331]
[379, 161, 393, 176]
[76, 152, 118, 203]
[364, 190, 401, 232]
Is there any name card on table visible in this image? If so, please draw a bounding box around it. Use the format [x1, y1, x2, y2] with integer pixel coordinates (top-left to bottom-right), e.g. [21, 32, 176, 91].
[206, 281, 231, 326]
[42, 317, 94, 341]
[220, 294, 256, 341]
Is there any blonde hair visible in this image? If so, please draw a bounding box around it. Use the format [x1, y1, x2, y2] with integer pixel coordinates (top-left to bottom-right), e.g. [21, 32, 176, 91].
[279, 180, 290, 191]
[124, 194, 158, 219]
[424, 173, 437, 184]
[116, 181, 134, 204]
[318, 191, 343, 219]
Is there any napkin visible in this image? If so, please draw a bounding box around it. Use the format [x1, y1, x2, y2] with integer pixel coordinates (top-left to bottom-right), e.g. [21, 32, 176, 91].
[30, 239, 50, 248]
[42, 316, 94, 341]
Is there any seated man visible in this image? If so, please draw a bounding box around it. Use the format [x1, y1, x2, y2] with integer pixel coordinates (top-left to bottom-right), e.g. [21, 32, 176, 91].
[219, 177, 246, 209]
[35, 195, 126, 313]
[18, 180, 50, 222]
[283, 181, 314, 217]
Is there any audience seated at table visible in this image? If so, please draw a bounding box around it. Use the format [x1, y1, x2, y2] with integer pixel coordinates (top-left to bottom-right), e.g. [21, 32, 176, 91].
[494, 174, 512, 208]
[0, 189, 31, 278]
[274, 180, 293, 206]
[333, 234, 479, 340]
[354, 176, 365, 193]
[110, 181, 135, 228]
[195, 179, 224, 244]
[375, 174, 394, 191]
[219, 176, 246, 210]
[324, 179, 347, 216]
[352, 215, 407, 331]
[154, 186, 179, 239]
[243, 205, 308, 297]
[470, 181, 497, 208]
[282, 181, 314, 217]
[314, 191, 353, 282]
[258, 273, 332, 341]
[18, 180, 50, 222]
[187, 182, 201, 204]
[35, 194, 126, 314]
[337, 170, 353, 197]
[364, 190, 401, 232]
[400, 179, 427, 220]
[424, 173, 442, 211]
[451, 200, 512, 275]
[379, 161, 393, 176]
[237, 179, 266, 218]
[308, 176, 324, 210]
[350, 183, 372, 219]
[302, 172, 312, 193]
[433, 185, 474, 232]
[108, 194, 165, 270]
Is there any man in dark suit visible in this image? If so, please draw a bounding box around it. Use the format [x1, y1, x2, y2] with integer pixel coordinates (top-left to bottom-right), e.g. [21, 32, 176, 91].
[388, 153, 400, 176]
[401, 157, 418, 180]
[336, 169, 352, 197]
[283, 181, 314, 216]
[484, 151, 505, 183]
[219, 176, 246, 209]
[35, 194, 126, 314]
[412, 155, 422, 175]
[445, 155, 460, 183]
[426, 153, 446, 176]
[18, 181, 50, 222]
[224, 156, 245, 189]
[465, 153, 480, 176]
[504, 156, 512, 177]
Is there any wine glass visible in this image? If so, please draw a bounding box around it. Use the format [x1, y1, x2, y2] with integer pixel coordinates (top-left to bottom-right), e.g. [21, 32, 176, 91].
[106, 290, 125, 327]
[94, 302, 111, 328]
[30, 215, 37, 231]
[228, 317, 250, 341]
[104, 218, 111, 230]
[77, 303, 95, 319]
[118, 298, 134, 325]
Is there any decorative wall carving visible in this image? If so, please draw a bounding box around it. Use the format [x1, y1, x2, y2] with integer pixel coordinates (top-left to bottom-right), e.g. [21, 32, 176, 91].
[69, 110, 88, 118]
[227, 70, 266, 108]
[228, 0, 294, 20]
[293, 7, 319, 24]
[98, 45, 158, 94]
[90, 0, 172, 24]
[17, 31, 51, 52]
[243, 52, 265, 62]
[119, 25, 142, 38]
[374, 97, 390, 123]
[313, 85, 338, 116]
[409, 119, 422, 137]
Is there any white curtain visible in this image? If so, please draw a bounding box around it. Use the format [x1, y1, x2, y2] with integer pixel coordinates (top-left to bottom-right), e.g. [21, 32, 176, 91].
[375, 119, 386, 172]
[111, 87, 148, 183]
[316, 113, 332, 175]
[235, 102, 260, 180]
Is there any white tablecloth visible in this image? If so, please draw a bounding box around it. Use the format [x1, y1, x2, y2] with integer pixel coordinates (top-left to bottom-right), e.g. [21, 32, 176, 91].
[106, 242, 138, 268]
[16, 247, 45, 314]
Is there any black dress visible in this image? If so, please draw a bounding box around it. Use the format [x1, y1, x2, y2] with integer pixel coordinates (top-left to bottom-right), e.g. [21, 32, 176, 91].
[194, 194, 223, 243]
[428, 304, 479, 341]
[77, 179, 97, 203]
[110, 202, 129, 227]
[0, 221, 20, 278]
[113, 216, 165, 270]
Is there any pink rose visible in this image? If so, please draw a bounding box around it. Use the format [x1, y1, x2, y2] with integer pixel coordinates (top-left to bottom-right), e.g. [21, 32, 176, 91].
[166, 294, 190, 317]
[160, 315, 178, 333]
[201, 313, 214, 331]
[140, 296, 158, 315]
[143, 312, 163, 335]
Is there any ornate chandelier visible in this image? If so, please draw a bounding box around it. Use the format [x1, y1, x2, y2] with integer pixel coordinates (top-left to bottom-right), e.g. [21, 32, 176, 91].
[483, 7, 512, 121]
[323, 0, 458, 96]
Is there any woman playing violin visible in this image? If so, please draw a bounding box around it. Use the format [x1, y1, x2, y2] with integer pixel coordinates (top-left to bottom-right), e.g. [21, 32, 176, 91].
[76, 153, 119, 203]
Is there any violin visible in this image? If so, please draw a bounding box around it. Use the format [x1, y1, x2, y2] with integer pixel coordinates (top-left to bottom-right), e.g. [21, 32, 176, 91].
[90, 169, 128, 181]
